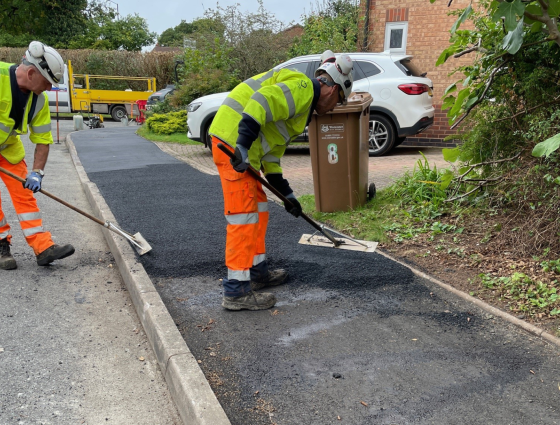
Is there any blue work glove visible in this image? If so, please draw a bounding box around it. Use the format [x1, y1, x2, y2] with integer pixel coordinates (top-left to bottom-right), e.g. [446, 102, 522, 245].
[23, 171, 43, 193]
[230, 145, 249, 173]
[285, 193, 302, 218]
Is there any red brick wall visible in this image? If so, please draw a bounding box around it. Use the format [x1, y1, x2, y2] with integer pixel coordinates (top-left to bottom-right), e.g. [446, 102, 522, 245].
[359, 0, 475, 147]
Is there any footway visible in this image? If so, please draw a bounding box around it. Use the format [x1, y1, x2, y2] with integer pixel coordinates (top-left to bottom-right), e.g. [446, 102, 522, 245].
[72, 127, 560, 425]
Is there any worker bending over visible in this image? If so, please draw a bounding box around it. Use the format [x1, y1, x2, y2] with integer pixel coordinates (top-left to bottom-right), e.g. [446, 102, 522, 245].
[0, 41, 75, 270]
[210, 52, 353, 311]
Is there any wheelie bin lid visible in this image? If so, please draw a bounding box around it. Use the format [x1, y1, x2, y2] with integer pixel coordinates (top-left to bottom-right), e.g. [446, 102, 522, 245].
[321, 91, 373, 115]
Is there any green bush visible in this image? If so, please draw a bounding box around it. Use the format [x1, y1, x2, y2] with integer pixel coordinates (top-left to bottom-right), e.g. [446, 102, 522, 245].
[170, 69, 239, 108]
[146, 110, 187, 135]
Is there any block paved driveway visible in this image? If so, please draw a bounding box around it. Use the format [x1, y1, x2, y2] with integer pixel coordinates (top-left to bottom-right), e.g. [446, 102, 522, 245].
[155, 142, 450, 197]
[71, 128, 560, 425]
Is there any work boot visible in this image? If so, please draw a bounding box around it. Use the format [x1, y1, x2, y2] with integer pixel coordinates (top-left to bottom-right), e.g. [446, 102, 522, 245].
[222, 291, 277, 311]
[0, 238, 17, 270]
[251, 269, 288, 291]
[36, 244, 75, 266]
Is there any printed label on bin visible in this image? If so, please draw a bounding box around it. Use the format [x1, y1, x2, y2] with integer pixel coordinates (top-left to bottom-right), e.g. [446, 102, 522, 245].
[327, 143, 339, 164]
[320, 123, 344, 140]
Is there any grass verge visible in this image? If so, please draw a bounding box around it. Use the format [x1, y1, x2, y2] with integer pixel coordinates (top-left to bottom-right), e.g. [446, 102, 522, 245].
[136, 125, 201, 145]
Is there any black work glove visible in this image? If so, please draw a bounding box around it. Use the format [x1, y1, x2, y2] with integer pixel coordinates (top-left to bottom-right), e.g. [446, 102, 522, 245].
[285, 193, 302, 218]
[230, 145, 249, 173]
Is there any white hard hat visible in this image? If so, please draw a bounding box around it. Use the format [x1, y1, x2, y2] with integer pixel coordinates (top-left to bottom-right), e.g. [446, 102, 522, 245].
[315, 54, 354, 102]
[24, 41, 64, 87]
[320, 50, 336, 64]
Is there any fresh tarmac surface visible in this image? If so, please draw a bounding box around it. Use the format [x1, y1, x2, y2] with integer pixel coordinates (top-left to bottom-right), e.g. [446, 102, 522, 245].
[72, 127, 560, 425]
[0, 121, 181, 424]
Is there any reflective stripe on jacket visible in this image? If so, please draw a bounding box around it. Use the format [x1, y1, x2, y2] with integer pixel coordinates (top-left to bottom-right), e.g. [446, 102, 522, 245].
[209, 68, 314, 175]
[0, 62, 53, 164]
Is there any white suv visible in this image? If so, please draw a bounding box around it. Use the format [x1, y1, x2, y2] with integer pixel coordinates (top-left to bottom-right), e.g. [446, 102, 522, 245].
[187, 52, 434, 156]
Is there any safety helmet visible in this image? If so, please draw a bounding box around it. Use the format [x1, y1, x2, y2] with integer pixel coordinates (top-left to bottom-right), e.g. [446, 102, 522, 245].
[315, 54, 354, 102]
[320, 49, 336, 64]
[24, 41, 64, 87]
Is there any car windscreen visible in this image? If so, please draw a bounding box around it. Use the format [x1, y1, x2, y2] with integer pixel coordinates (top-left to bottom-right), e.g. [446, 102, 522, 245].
[394, 59, 426, 77]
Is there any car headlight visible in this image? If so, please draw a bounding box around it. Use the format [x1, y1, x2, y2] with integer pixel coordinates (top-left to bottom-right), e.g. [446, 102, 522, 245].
[187, 102, 202, 113]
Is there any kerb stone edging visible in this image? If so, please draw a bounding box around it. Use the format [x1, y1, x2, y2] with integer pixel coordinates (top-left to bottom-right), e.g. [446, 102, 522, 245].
[65, 134, 231, 425]
[376, 250, 560, 347]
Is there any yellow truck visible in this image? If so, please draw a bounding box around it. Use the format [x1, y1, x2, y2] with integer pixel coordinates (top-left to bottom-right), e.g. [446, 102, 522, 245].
[47, 60, 156, 121]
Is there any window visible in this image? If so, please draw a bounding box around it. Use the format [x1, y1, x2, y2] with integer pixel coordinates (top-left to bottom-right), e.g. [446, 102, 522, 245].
[356, 61, 381, 78]
[394, 59, 426, 77]
[384, 22, 408, 54]
[282, 61, 311, 77]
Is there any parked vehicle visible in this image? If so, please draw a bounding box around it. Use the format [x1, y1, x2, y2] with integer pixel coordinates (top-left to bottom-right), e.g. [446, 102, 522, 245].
[47, 61, 157, 122]
[187, 51, 434, 156]
[146, 84, 176, 109]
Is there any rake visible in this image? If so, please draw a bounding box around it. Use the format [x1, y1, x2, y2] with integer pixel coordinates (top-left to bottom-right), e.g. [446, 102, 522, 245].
[0, 166, 152, 255]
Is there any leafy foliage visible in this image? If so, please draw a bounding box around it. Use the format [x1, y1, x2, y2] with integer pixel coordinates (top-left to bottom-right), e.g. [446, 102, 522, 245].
[0, 0, 155, 51]
[434, 0, 560, 132]
[146, 110, 188, 135]
[158, 20, 196, 47]
[289, 0, 360, 56]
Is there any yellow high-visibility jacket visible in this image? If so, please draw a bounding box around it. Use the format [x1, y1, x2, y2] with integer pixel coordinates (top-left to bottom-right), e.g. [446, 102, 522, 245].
[0, 61, 53, 164]
[209, 68, 315, 175]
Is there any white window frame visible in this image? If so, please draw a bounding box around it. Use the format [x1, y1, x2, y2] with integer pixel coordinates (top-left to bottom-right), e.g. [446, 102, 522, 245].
[384, 22, 408, 54]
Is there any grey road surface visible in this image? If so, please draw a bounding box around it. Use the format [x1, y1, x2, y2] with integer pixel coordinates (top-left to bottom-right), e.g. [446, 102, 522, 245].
[0, 120, 181, 424]
[71, 127, 560, 425]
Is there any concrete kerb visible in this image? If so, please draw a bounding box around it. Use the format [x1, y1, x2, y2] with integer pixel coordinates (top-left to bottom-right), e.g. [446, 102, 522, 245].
[65, 134, 231, 425]
[375, 249, 560, 347]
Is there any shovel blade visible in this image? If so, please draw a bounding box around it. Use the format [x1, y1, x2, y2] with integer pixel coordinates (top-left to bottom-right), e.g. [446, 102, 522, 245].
[298, 234, 378, 253]
[132, 232, 152, 255]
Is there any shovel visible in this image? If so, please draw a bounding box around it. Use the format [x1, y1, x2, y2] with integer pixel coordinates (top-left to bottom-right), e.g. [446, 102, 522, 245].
[0, 166, 152, 255]
[217, 143, 377, 252]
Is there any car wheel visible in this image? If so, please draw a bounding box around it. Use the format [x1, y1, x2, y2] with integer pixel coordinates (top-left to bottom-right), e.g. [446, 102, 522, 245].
[368, 114, 396, 157]
[203, 118, 214, 152]
[111, 105, 127, 122]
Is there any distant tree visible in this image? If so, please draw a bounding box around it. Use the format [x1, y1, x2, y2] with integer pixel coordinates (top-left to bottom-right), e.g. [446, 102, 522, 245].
[1, 0, 155, 51]
[289, 0, 360, 56]
[158, 20, 196, 47]
[0, 0, 88, 48]
[68, 3, 156, 51]
[199, 1, 292, 79]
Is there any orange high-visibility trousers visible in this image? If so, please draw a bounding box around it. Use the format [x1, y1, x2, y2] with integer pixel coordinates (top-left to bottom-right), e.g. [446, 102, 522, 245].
[0, 155, 54, 255]
[212, 137, 269, 294]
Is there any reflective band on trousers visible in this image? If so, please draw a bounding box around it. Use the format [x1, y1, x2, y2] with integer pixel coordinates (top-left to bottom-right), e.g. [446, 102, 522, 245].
[0, 217, 6, 227]
[22, 226, 44, 237]
[225, 212, 259, 225]
[18, 212, 42, 222]
[253, 253, 266, 266]
[258, 202, 268, 212]
[0, 230, 9, 239]
[228, 269, 251, 281]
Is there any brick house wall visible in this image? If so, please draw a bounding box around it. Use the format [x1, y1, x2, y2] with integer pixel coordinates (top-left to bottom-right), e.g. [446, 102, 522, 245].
[359, 0, 474, 148]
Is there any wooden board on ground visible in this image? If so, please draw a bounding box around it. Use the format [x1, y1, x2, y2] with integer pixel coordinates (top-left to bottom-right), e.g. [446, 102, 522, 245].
[298, 234, 378, 253]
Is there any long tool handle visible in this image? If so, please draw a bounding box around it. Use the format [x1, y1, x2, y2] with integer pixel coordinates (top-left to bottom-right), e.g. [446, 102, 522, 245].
[0, 165, 107, 227]
[216, 143, 341, 247]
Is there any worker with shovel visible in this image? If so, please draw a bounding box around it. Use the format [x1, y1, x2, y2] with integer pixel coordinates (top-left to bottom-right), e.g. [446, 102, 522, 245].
[0, 41, 75, 270]
[209, 52, 353, 311]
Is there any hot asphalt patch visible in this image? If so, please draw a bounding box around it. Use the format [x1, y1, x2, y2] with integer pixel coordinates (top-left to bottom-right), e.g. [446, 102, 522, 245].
[72, 128, 560, 425]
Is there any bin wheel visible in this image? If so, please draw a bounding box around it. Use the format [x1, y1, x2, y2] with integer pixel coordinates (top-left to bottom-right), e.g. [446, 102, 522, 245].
[368, 182, 377, 200]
